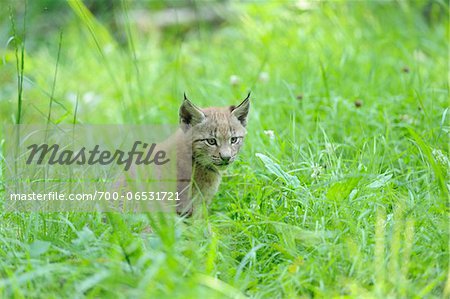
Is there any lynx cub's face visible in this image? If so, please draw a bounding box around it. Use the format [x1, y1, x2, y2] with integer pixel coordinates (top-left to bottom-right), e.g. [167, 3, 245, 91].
[179, 93, 250, 170]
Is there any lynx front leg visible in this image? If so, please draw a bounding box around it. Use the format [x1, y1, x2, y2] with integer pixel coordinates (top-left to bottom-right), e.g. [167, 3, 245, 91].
[176, 179, 194, 217]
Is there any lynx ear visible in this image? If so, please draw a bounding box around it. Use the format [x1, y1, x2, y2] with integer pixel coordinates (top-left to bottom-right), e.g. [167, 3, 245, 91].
[179, 93, 205, 132]
[231, 92, 251, 127]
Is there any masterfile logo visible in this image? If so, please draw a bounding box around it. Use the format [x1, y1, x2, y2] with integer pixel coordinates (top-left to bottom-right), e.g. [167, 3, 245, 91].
[3, 124, 191, 212]
[26, 141, 170, 171]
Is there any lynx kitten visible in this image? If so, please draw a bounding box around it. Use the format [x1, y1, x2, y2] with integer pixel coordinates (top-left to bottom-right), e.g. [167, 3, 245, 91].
[175, 93, 250, 216]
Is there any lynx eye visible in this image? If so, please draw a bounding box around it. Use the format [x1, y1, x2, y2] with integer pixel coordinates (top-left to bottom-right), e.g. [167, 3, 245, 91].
[206, 138, 217, 146]
[230, 137, 239, 144]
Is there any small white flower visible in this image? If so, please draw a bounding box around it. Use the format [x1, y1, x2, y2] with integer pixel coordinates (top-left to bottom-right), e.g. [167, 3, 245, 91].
[264, 130, 275, 140]
[230, 75, 240, 86]
[103, 44, 114, 54]
[413, 49, 427, 62]
[66, 91, 102, 114]
[258, 72, 269, 83]
[399, 114, 413, 124]
[432, 149, 450, 169]
[83, 91, 101, 104]
[311, 163, 322, 179]
[296, 0, 315, 10]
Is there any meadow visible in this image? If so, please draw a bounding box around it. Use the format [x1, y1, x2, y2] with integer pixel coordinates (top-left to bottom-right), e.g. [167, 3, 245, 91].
[0, 1, 449, 298]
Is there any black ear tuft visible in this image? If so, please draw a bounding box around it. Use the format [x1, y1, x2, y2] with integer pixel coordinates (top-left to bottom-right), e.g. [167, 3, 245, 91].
[179, 94, 205, 132]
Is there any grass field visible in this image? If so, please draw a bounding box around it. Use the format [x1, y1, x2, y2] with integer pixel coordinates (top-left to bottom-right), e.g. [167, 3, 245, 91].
[0, 1, 449, 298]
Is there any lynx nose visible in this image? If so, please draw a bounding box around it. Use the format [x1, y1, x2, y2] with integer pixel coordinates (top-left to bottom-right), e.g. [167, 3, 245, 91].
[219, 154, 231, 163]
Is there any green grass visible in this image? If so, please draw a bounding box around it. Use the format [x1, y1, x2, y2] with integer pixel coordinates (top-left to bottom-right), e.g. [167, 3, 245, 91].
[0, 1, 449, 298]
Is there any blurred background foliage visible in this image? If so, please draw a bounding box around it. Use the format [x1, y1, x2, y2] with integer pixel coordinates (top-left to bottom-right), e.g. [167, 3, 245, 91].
[0, 0, 448, 127]
[0, 1, 449, 298]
